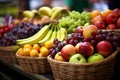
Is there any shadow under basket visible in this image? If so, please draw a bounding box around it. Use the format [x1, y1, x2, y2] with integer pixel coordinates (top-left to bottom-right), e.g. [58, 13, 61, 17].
[16, 53, 51, 74]
[0, 46, 19, 64]
[47, 47, 120, 80]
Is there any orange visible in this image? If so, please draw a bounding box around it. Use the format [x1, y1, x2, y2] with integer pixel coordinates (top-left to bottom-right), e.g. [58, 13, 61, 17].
[44, 40, 53, 49]
[40, 46, 49, 57]
[22, 48, 31, 56]
[30, 49, 39, 57]
[17, 48, 23, 56]
[91, 10, 101, 18]
[23, 44, 32, 50]
[32, 44, 40, 51]
[101, 9, 112, 18]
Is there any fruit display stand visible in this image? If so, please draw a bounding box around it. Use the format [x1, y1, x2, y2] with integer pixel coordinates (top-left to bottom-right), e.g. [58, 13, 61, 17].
[47, 47, 120, 80]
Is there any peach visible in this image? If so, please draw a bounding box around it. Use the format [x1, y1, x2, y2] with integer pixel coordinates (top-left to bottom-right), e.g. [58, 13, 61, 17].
[83, 25, 98, 39]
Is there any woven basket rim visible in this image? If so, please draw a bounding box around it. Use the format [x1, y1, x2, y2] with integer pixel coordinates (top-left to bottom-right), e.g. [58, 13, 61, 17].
[0, 45, 19, 51]
[47, 47, 119, 66]
[16, 52, 47, 60]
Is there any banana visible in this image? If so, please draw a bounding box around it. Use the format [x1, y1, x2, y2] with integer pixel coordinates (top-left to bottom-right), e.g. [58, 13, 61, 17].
[56, 25, 61, 41]
[38, 26, 53, 45]
[16, 24, 51, 45]
[59, 27, 67, 41]
[50, 8, 68, 20]
[51, 6, 63, 13]
[49, 25, 57, 42]
[38, 6, 52, 17]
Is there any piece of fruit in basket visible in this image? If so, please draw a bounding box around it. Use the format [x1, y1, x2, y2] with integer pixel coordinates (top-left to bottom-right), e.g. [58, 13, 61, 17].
[61, 44, 76, 61]
[40, 46, 49, 57]
[23, 44, 33, 50]
[96, 40, 113, 57]
[17, 48, 23, 56]
[78, 42, 94, 57]
[107, 24, 117, 30]
[69, 54, 87, 63]
[30, 49, 39, 57]
[44, 40, 53, 49]
[83, 25, 98, 39]
[22, 48, 31, 56]
[54, 52, 65, 61]
[91, 10, 101, 18]
[32, 44, 40, 51]
[88, 53, 104, 63]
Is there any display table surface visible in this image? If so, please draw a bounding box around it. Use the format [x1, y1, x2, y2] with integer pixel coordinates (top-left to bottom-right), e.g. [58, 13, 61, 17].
[0, 54, 120, 80]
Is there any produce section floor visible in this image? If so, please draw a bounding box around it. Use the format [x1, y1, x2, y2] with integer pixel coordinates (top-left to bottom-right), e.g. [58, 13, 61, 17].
[0, 53, 120, 80]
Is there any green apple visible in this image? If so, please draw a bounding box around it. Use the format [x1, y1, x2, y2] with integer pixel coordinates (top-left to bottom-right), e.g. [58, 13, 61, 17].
[54, 52, 65, 61]
[88, 53, 104, 63]
[69, 54, 87, 63]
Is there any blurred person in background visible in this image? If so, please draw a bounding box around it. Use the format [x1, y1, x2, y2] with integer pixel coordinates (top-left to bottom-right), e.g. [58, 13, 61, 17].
[64, 0, 92, 13]
[36, 0, 52, 10]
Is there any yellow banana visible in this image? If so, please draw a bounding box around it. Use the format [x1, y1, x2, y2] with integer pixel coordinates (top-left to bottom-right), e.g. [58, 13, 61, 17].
[38, 6, 52, 17]
[59, 27, 67, 41]
[16, 24, 51, 45]
[49, 25, 57, 42]
[51, 6, 63, 13]
[38, 26, 53, 45]
[56, 25, 61, 41]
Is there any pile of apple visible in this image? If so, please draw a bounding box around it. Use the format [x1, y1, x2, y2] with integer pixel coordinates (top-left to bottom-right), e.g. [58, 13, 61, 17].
[91, 8, 120, 29]
[50, 24, 120, 63]
[0, 24, 14, 39]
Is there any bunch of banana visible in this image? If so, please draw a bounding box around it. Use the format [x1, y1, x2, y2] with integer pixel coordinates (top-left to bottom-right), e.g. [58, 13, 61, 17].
[16, 24, 52, 45]
[38, 23, 67, 45]
[16, 23, 67, 46]
[38, 6, 69, 20]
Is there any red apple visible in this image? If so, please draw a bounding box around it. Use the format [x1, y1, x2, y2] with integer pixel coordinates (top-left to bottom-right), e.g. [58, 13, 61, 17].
[112, 8, 120, 17]
[75, 26, 83, 34]
[61, 44, 76, 61]
[75, 42, 82, 53]
[3, 27, 9, 33]
[117, 18, 120, 28]
[78, 42, 94, 57]
[96, 40, 113, 57]
[83, 25, 98, 38]
[94, 21, 106, 29]
[8, 24, 14, 30]
[107, 24, 117, 30]
[106, 13, 118, 24]
[92, 15, 104, 24]
[54, 52, 65, 61]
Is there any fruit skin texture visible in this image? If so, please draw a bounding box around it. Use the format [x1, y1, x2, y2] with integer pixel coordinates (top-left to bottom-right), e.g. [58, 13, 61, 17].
[61, 44, 76, 61]
[54, 52, 65, 61]
[78, 42, 94, 57]
[88, 53, 104, 63]
[69, 54, 87, 63]
[83, 25, 98, 39]
[96, 41, 113, 57]
[107, 24, 117, 30]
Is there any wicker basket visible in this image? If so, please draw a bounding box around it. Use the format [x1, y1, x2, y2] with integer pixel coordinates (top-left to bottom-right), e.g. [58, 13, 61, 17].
[16, 52, 51, 74]
[47, 47, 120, 80]
[0, 46, 19, 64]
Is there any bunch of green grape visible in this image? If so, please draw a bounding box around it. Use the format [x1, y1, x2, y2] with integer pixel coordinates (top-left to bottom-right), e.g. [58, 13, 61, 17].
[58, 11, 92, 33]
